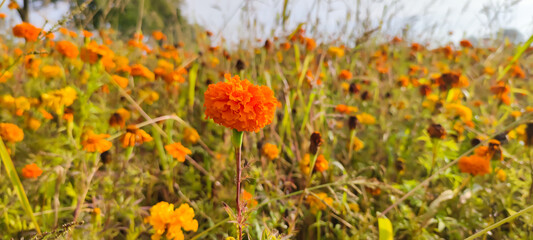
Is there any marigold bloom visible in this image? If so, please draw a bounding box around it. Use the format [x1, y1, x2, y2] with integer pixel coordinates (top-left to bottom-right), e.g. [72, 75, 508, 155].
[152, 31, 167, 41]
[0, 123, 24, 143]
[496, 168, 506, 181]
[445, 103, 472, 122]
[183, 128, 200, 144]
[314, 154, 328, 172]
[242, 190, 258, 208]
[82, 132, 112, 153]
[41, 65, 63, 79]
[8, 1, 19, 9]
[204, 74, 278, 132]
[40, 86, 77, 114]
[460, 39, 473, 48]
[335, 104, 348, 113]
[511, 65, 525, 79]
[458, 155, 491, 176]
[165, 142, 192, 162]
[490, 81, 511, 105]
[349, 136, 364, 151]
[111, 75, 129, 89]
[299, 153, 311, 175]
[83, 30, 93, 38]
[339, 69, 353, 80]
[12, 22, 41, 42]
[22, 163, 42, 179]
[131, 64, 155, 81]
[261, 143, 279, 160]
[121, 125, 153, 147]
[109, 108, 130, 129]
[356, 113, 376, 125]
[305, 192, 333, 214]
[56, 41, 79, 59]
[145, 202, 198, 240]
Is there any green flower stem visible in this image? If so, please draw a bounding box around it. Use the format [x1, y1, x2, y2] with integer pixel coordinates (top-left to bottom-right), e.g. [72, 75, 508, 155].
[465, 204, 533, 240]
[0, 137, 41, 234]
[232, 129, 244, 240]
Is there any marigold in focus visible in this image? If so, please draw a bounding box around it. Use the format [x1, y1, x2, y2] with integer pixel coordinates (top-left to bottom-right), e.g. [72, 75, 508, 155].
[121, 125, 153, 147]
[204, 74, 278, 132]
[165, 142, 192, 162]
[0, 123, 24, 143]
[82, 132, 112, 153]
[261, 143, 279, 160]
[22, 163, 42, 179]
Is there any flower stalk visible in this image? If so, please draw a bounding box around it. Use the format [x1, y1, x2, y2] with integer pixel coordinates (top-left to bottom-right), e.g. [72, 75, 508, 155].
[232, 129, 244, 240]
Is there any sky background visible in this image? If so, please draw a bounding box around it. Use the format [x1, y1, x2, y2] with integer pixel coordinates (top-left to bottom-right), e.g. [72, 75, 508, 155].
[1, 0, 532, 46]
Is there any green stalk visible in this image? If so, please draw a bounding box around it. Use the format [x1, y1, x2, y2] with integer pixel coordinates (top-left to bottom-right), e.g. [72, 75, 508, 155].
[188, 63, 199, 109]
[465, 204, 533, 240]
[231, 129, 244, 240]
[0, 138, 41, 234]
[300, 91, 316, 132]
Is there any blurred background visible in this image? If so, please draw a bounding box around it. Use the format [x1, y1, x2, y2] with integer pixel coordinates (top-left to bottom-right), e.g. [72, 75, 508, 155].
[1, 0, 532, 48]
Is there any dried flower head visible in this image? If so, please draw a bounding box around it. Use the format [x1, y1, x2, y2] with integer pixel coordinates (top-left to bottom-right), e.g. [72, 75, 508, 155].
[427, 124, 446, 139]
[309, 132, 323, 155]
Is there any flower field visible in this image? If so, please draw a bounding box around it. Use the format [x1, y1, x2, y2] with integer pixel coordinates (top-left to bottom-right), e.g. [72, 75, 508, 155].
[1, 2, 533, 239]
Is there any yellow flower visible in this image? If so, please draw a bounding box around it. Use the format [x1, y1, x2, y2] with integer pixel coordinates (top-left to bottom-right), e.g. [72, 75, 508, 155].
[41, 65, 63, 79]
[183, 128, 200, 144]
[496, 168, 506, 181]
[445, 103, 472, 122]
[41, 86, 78, 114]
[328, 46, 345, 57]
[139, 89, 159, 105]
[305, 192, 333, 214]
[261, 143, 279, 160]
[349, 136, 364, 151]
[299, 153, 311, 175]
[356, 113, 376, 125]
[0, 71, 13, 83]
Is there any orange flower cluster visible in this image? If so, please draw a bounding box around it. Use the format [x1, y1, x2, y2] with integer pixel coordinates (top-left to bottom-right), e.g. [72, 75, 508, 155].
[165, 142, 192, 162]
[22, 163, 42, 179]
[458, 145, 494, 176]
[261, 143, 279, 160]
[204, 74, 278, 132]
[12, 22, 41, 42]
[56, 41, 79, 59]
[131, 64, 155, 81]
[144, 201, 198, 240]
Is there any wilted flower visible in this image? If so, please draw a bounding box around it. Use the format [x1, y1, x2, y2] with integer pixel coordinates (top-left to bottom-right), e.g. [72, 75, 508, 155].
[427, 124, 446, 139]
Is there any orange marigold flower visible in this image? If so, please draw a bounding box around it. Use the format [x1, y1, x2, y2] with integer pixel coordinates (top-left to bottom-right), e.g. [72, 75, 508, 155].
[111, 75, 129, 89]
[82, 132, 112, 153]
[490, 81, 511, 105]
[152, 31, 167, 41]
[0, 13, 6, 19]
[204, 73, 278, 132]
[305, 38, 316, 51]
[314, 154, 328, 172]
[339, 69, 352, 80]
[511, 65, 525, 79]
[145, 201, 198, 240]
[458, 155, 491, 176]
[242, 189, 258, 208]
[12, 22, 41, 42]
[305, 192, 333, 214]
[460, 39, 473, 48]
[109, 108, 130, 129]
[183, 127, 200, 144]
[56, 41, 79, 59]
[0, 123, 24, 143]
[261, 143, 279, 160]
[39, 108, 54, 120]
[131, 64, 155, 81]
[335, 104, 348, 113]
[22, 163, 42, 179]
[121, 125, 153, 147]
[8, 1, 19, 9]
[83, 30, 93, 38]
[165, 142, 192, 162]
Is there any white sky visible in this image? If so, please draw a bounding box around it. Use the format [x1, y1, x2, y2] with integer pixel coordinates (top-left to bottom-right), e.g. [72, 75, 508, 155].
[181, 0, 533, 46]
[1, 0, 532, 47]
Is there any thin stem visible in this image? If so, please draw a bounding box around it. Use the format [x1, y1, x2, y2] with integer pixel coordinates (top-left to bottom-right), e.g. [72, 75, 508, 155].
[465, 204, 533, 240]
[232, 130, 244, 240]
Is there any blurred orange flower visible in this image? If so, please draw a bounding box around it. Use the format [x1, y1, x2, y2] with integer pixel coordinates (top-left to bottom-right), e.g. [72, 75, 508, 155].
[56, 41, 79, 59]
[22, 163, 42, 179]
[0, 123, 24, 143]
[165, 142, 192, 162]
